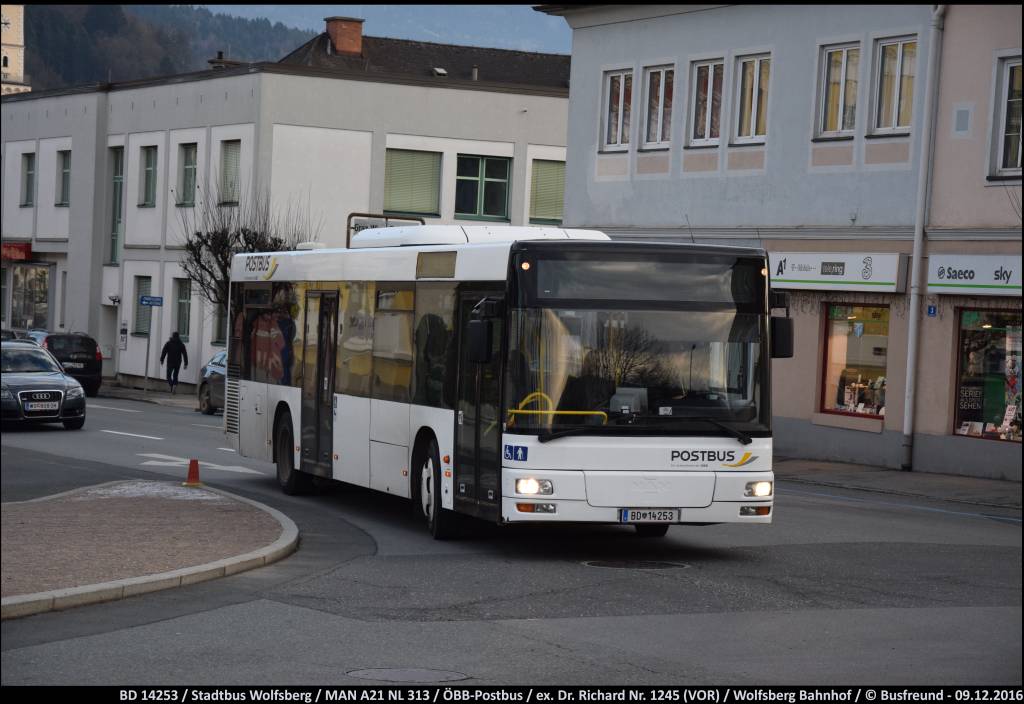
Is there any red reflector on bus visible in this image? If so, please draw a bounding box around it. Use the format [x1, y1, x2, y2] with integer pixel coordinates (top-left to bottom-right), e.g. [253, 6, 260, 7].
[516, 503, 536, 513]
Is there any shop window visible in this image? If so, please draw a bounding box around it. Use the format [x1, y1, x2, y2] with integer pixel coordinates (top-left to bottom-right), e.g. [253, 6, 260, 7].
[954, 310, 1021, 443]
[10, 265, 49, 329]
[821, 304, 889, 417]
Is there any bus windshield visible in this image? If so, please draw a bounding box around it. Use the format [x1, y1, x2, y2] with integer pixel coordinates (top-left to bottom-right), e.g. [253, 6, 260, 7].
[506, 252, 769, 436]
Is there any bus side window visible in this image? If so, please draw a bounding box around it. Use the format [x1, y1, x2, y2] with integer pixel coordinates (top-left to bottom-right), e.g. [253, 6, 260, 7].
[413, 283, 457, 409]
[337, 282, 375, 397]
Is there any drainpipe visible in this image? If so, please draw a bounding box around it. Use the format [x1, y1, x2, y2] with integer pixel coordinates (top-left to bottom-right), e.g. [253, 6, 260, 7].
[901, 4, 946, 470]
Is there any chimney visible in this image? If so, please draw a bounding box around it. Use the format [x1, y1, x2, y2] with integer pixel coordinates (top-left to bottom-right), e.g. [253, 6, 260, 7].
[208, 50, 242, 70]
[325, 16, 364, 56]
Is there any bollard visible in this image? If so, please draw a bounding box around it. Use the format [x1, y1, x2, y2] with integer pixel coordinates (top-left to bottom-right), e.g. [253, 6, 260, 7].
[183, 458, 204, 488]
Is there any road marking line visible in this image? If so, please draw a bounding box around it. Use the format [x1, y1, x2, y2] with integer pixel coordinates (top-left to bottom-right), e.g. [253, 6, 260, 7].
[218, 447, 235, 452]
[191, 423, 222, 429]
[89, 404, 142, 413]
[101, 430, 164, 440]
[137, 453, 261, 475]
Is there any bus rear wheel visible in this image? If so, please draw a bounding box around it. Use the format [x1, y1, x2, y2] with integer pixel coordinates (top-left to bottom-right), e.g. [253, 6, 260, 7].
[419, 437, 459, 540]
[635, 524, 669, 537]
[276, 416, 312, 495]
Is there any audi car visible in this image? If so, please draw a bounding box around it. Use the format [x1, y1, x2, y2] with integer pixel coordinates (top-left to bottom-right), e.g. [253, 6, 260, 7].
[1, 340, 87, 430]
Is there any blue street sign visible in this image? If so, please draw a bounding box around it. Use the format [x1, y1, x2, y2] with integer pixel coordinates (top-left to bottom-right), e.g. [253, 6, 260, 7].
[927, 305, 937, 318]
[140, 295, 164, 307]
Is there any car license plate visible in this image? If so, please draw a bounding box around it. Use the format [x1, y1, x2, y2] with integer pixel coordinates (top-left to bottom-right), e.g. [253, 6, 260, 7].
[620, 508, 679, 523]
[25, 401, 60, 411]
[63, 362, 84, 369]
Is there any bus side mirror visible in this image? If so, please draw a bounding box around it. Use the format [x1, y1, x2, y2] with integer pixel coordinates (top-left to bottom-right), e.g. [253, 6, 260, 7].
[467, 319, 492, 364]
[771, 316, 794, 359]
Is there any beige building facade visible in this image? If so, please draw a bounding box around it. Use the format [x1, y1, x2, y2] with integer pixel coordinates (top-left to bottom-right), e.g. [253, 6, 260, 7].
[1, 4, 31, 95]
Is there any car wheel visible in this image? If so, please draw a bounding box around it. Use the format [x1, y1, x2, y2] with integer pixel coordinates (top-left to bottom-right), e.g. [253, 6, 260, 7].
[199, 384, 215, 415]
[419, 436, 459, 540]
[635, 524, 669, 537]
[275, 415, 312, 495]
[63, 417, 86, 430]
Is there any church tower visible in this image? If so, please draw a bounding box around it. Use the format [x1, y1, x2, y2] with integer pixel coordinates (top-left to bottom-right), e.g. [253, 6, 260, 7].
[2, 4, 32, 94]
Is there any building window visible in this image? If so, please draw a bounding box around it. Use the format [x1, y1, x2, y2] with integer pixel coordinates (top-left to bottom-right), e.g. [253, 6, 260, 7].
[821, 304, 890, 417]
[59, 270, 67, 328]
[384, 149, 441, 216]
[874, 37, 916, 132]
[819, 44, 860, 135]
[643, 65, 674, 147]
[529, 159, 565, 224]
[10, 265, 49, 329]
[602, 69, 633, 149]
[56, 150, 71, 206]
[140, 146, 157, 207]
[690, 60, 724, 146]
[175, 278, 191, 342]
[213, 300, 228, 345]
[954, 310, 1021, 443]
[735, 55, 771, 142]
[20, 152, 34, 206]
[455, 155, 510, 220]
[220, 139, 240, 205]
[133, 276, 152, 335]
[996, 58, 1022, 175]
[178, 143, 197, 206]
[110, 147, 124, 264]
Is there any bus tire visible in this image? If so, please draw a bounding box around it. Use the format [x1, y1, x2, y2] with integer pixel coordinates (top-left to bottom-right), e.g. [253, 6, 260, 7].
[275, 415, 312, 496]
[419, 436, 459, 540]
[635, 524, 669, 537]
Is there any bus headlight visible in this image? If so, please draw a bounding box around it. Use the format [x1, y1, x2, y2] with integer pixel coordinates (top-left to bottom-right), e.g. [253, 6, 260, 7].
[515, 478, 553, 495]
[745, 481, 773, 498]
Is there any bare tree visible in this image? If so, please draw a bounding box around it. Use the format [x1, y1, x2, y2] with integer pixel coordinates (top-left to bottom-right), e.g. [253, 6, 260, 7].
[177, 183, 324, 316]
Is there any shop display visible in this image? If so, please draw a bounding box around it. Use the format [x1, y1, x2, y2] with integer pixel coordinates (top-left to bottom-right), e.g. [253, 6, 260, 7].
[822, 304, 889, 417]
[954, 310, 1021, 443]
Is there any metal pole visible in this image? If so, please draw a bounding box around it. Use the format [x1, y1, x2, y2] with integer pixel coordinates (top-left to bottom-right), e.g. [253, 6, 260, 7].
[901, 5, 946, 470]
[144, 306, 152, 393]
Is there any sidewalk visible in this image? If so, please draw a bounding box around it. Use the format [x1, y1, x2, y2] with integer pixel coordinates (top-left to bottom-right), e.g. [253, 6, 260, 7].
[1, 480, 298, 620]
[97, 382, 199, 410]
[775, 458, 1022, 510]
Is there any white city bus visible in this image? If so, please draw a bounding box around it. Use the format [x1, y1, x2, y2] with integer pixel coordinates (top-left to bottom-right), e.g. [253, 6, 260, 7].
[227, 225, 792, 538]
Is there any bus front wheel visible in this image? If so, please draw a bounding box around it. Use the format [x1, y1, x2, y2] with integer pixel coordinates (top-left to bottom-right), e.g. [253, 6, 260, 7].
[276, 416, 312, 495]
[419, 437, 459, 540]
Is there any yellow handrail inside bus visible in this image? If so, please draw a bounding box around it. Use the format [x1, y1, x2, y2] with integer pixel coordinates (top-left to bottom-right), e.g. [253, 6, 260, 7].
[506, 409, 609, 425]
[517, 391, 554, 411]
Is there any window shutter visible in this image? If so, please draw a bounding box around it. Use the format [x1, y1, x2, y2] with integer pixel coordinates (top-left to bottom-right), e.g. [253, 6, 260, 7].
[384, 149, 441, 214]
[530, 160, 565, 222]
[134, 277, 152, 334]
[221, 140, 241, 203]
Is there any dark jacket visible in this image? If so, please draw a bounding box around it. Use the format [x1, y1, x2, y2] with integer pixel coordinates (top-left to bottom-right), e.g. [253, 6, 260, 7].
[160, 335, 188, 368]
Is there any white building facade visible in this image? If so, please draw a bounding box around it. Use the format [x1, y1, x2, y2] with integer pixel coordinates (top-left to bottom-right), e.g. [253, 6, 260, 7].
[2, 19, 570, 390]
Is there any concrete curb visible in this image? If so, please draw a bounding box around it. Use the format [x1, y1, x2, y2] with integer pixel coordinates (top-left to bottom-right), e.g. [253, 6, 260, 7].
[96, 388, 198, 410]
[0, 482, 299, 620]
[777, 476, 1023, 511]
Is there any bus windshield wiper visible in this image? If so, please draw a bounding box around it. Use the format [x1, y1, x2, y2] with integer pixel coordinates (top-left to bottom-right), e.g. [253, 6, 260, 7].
[662, 416, 753, 445]
[538, 426, 610, 444]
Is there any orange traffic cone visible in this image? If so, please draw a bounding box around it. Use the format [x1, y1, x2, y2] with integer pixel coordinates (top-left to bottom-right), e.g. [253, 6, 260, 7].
[183, 458, 203, 488]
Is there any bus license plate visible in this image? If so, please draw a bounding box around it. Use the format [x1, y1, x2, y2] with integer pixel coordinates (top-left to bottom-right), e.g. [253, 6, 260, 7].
[620, 508, 679, 524]
[25, 401, 60, 411]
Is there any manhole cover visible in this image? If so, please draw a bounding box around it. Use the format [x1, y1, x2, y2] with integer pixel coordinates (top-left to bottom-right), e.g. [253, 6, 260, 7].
[584, 560, 689, 570]
[347, 669, 468, 683]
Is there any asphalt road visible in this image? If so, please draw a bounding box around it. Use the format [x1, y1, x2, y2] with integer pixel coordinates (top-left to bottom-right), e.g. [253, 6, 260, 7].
[1, 399, 1021, 685]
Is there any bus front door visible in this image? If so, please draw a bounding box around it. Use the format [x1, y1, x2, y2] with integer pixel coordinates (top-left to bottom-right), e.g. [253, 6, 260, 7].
[301, 290, 338, 477]
[454, 291, 503, 521]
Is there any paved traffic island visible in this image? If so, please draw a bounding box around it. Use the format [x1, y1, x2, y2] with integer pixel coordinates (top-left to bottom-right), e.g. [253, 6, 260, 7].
[1, 480, 298, 619]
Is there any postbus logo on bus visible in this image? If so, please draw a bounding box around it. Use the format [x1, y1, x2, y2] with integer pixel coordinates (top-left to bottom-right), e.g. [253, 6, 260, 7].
[243, 255, 279, 280]
[670, 450, 759, 468]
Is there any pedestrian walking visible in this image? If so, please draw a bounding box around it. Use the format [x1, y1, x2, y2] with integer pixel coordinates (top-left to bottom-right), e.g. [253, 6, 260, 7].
[160, 331, 189, 394]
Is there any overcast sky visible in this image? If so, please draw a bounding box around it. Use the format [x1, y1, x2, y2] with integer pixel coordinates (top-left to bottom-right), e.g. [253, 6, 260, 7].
[201, 5, 572, 54]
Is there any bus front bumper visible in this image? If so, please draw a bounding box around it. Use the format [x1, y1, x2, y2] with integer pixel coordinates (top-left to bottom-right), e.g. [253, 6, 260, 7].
[500, 468, 774, 524]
